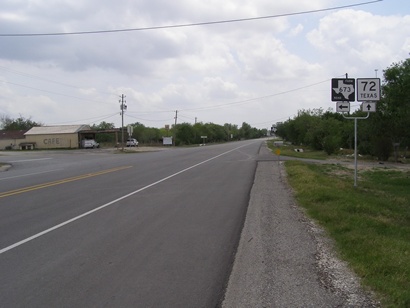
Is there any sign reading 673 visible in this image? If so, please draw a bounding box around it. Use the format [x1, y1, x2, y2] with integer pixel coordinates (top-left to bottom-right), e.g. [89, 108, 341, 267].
[331, 78, 355, 101]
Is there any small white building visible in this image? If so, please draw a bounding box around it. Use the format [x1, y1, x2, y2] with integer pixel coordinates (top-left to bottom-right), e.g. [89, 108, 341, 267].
[0, 130, 28, 150]
[24, 125, 91, 149]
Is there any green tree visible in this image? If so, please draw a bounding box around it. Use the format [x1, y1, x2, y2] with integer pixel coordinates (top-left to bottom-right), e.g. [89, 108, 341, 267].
[224, 123, 239, 140]
[130, 122, 146, 143]
[321, 117, 343, 155]
[239, 122, 252, 139]
[204, 123, 226, 142]
[0, 115, 42, 130]
[377, 58, 410, 160]
[91, 121, 115, 130]
[176, 123, 195, 145]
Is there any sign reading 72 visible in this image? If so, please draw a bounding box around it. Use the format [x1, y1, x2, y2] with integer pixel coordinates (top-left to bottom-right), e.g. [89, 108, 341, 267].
[356, 78, 380, 101]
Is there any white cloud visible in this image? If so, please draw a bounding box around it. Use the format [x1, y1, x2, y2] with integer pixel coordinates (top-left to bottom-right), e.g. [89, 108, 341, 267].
[307, 10, 410, 74]
[0, 0, 409, 129]
[289, 24, 304, 36]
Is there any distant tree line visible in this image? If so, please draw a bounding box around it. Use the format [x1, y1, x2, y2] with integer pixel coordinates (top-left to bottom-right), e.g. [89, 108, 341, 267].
[92, 121, 267, 145]
[1, 116, 267, 147]
[276, 59, 410, 161]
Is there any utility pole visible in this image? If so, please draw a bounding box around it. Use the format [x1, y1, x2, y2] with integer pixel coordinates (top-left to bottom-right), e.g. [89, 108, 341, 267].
[119, 94, 127, 151]
[174, 110, 178, 146]
[194, 117, 197, 142]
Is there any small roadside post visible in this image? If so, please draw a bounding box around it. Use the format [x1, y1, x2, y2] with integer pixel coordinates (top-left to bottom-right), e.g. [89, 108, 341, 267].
[201, 136, 207, 145]
[127, 125, 133, 139]
[331, 75, 380, 187]
[275, 148, 281, 163]
[273, 141, 282, 168]
[275, 148, 280, 167]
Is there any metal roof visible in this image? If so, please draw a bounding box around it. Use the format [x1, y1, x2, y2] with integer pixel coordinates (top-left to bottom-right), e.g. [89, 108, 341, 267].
[25, 125, 91, 135]
[0, 130, 28, 140]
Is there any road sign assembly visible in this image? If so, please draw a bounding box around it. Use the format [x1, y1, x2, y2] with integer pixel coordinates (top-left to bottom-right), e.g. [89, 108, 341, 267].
[330, 75, 377, 188]
[331, 78, 355, 102]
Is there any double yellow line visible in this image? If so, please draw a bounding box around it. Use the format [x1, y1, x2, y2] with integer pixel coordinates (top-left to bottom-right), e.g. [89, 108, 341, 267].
[0, 166, 132, 198]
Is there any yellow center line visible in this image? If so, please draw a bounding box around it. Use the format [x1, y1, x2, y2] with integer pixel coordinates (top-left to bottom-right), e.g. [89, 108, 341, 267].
[0, 166, 133, 198]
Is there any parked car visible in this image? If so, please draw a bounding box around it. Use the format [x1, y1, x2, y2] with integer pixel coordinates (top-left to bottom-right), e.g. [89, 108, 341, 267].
[126, 138, 139, 147]
[82, 139, 99, 149]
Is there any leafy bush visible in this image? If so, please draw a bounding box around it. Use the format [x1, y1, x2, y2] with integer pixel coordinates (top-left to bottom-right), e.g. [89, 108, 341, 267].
[373, 136, 392, 161]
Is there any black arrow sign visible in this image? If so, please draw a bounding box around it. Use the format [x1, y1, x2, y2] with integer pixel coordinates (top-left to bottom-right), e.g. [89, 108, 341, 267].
[339, 105, 349, 110]
[366, 104, 371, 111]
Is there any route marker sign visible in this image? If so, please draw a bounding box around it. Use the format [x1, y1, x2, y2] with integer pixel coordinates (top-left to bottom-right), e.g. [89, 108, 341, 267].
[336, 101, 350, 113]
[356, 78, 380, 101]
[331, 78, 355, 102]
[361, 102, 377, 112]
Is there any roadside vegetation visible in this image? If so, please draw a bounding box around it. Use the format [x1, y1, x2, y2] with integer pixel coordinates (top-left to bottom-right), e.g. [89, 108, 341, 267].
[274, 59, 410, 163]
[269, 58, 410, 306]
[0, 115, 267, 148]
[93, 121, 267, 146]
[284, 160, 409, 307]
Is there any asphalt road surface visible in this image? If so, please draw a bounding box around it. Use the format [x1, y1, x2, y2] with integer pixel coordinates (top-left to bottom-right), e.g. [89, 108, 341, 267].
[0, 140, 260, 307]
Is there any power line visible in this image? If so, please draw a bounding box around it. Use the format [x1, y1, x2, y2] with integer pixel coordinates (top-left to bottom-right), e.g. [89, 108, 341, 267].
[125, 113, 174, 122]
[177, 113, 196, 121]
[0, 1, 382, 37]
[180, 75, 345, 112]
[0, 65, 115, 96]
[47, 112, 118, 125]
[0, 79, 113, 105]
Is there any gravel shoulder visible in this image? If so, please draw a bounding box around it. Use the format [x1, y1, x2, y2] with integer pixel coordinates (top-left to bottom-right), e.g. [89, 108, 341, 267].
[222, 144, 379, 307]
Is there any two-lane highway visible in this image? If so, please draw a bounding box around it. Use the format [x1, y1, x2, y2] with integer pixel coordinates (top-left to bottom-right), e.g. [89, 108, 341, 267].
[0, 140, 263, 307]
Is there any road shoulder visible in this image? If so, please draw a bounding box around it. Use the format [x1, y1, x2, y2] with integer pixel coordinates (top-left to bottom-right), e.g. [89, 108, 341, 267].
[222, 152, 378, 307]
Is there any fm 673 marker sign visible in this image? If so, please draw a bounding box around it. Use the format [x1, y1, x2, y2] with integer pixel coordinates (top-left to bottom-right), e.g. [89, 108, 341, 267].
[331, 78, 355, 102]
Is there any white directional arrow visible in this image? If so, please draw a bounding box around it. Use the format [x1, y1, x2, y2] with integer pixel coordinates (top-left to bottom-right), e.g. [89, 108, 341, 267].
[336, 102, 350, 113]
[361, 102, 376, 112]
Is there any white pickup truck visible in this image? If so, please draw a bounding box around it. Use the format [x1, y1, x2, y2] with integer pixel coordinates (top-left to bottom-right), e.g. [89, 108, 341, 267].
[82, 139, 100, 149]
[126, 138, 139, 147]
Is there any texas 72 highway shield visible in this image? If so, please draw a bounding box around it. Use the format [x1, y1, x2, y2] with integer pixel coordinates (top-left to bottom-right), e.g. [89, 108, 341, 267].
[356, 78, 381, 101]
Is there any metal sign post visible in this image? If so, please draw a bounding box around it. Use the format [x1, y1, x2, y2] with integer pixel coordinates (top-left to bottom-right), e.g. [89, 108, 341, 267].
[342, 112, 369, 187]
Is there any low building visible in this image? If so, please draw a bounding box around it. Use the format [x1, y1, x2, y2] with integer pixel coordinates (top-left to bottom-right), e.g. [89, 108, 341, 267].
[24, 125, 92, 149]
[0, 130, 28, 150]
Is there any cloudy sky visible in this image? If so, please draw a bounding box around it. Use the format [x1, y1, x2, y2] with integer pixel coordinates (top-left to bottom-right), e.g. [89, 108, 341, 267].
[0, 0, 409, 130]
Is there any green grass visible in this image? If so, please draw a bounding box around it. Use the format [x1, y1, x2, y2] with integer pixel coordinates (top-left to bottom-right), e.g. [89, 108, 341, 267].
[285, 161, 410, 307]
